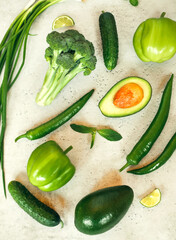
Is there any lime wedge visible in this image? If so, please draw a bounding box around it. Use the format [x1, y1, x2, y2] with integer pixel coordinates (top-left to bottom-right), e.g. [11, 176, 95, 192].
[52, 15, 75, 30]
[140, 188, 161, 208]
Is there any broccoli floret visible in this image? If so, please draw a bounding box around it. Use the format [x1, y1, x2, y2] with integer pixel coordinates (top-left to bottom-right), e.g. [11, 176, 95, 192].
[46, 31, 68, 53]
[71, 40, 95, 61]
[45, 47, 53, 65]
[36, 30, 97, 106]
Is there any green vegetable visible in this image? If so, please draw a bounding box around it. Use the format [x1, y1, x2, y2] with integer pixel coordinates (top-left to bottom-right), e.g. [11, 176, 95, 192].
[8, 180, 63, 227]
[74, 185, 134, 235]
[97, 129, 122, 141]
[15, 89, 94, 142]
[70, 124, 96, 148]
[27, 141, 75, 192]
[70, 124, 122, 148]
[133, 12, 176, 63]
[0, 0, 70, 197]
[120, 74, 173, 172]
[35, 30, 97, 106]
[99, 77, 152, 117]
[99, 11, 118, 70]
[128, 132, 176, 175]
[129, 0, 139, 6]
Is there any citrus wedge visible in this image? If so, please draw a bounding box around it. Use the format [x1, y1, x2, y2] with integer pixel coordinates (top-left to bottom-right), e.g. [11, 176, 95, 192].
[52, 15, 75, 30]
[140, 188, 161, 208]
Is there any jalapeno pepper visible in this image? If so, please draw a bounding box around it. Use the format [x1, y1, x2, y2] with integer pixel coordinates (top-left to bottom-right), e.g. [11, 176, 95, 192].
[15, 89, 94, 141]
[27, 141, 75, 192]
[127, 132, 176, 175]
[120, 74, 174, 172]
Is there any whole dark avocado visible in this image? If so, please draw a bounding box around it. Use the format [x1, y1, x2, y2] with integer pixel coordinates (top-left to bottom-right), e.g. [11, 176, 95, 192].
[74, 185, 134, 235]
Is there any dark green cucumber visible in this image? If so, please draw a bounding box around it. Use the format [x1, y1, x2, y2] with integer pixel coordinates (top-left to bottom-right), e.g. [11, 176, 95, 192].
[74, 185, 133, 235]
[99, 11, 118, 70]
[8, 180, 62, 227]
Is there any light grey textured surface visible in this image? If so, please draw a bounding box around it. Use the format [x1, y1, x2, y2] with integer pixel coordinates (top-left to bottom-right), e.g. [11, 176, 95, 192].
[0, 0, 176, 239]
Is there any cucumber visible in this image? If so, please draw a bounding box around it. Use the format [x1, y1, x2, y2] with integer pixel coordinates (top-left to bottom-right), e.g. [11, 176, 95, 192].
[99, 11, 119, 70]
[8, 180, 62, 227]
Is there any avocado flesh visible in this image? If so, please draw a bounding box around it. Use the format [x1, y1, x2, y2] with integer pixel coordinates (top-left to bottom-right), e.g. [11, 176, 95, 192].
[99, 77, 152, 117]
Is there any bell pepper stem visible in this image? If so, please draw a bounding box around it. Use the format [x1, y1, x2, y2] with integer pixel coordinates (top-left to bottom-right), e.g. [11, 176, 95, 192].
[160, 12, 166, 18]
[119, 162, 130, 172]
[63, 145, 73, 155]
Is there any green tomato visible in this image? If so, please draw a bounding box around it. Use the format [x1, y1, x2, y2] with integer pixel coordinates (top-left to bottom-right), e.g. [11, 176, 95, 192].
[27, 141, 75, 192]
[133, 13, 176, 63]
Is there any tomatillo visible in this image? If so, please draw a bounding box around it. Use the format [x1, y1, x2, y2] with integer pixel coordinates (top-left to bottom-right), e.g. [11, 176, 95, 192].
[27, 141, 75, 192]
[133, 12, 176, 63]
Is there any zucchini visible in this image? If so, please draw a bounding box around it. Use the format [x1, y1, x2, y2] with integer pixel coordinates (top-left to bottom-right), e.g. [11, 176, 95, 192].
[8, 180, 62, 227]
[99, 11, 119, 70]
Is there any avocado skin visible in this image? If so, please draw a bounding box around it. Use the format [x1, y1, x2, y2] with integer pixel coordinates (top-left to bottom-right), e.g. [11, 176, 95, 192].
[99, 77, 152, 118]
[74, 185, 134, 235]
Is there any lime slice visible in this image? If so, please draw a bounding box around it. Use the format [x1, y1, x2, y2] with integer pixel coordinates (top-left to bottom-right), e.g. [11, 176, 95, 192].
[52, 15, 75, 30]
[140, 188, 161, 208]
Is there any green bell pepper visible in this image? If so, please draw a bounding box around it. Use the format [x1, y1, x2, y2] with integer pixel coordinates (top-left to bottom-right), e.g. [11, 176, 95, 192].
[133, 12, 176, 63]
[27, 141, 75, 192]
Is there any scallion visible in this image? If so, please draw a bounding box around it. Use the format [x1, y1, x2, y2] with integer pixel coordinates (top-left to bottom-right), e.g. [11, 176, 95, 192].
[0, 0, 81, 197]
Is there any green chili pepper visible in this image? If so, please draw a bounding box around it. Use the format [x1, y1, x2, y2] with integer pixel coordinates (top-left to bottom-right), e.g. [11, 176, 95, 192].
[15, 89, 94, 141]
[27, 141, 75, 192]
[133, 13, 176, 63]
[120, 74, 173, 172]
[127, 132, 176, 175]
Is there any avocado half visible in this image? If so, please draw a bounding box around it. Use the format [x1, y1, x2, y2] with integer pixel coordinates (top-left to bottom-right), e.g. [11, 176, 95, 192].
[99, 77, 152, 117]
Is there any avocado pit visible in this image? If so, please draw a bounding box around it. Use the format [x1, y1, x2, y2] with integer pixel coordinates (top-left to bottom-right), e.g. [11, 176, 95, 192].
[113, 82, 144, 108]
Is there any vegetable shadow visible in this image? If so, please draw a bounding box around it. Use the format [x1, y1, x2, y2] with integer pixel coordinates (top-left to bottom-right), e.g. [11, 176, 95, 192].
[91, 169, 122, 192]
[15, 172, 69, 217]
[123, 69, 140, 78]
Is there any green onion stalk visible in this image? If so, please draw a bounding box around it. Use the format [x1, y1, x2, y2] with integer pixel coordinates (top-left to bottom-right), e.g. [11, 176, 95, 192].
[0, 0, 80, 197]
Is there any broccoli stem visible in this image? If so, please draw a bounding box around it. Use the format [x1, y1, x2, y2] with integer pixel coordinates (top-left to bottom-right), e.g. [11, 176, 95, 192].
[36, 63, 85, 106]
[36, 67, 57, 103]
[45, 64, 85, 103]
[36, 66, 69, 105]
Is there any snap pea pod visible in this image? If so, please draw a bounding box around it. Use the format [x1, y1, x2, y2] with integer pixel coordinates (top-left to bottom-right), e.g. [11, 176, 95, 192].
[120, 74, 174, 172]
[15, 89, 94, 141]
[127, 132, 176, 175]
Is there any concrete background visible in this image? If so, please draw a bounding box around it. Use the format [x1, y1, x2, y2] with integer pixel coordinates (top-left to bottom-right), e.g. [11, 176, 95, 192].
[0, 0, 176, 239]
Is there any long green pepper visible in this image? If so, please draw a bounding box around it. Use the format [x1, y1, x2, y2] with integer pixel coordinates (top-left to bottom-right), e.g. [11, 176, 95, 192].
[15, 89, 94, 141]
[120, 74, 174, 172]
[127, 132, 176, 175]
